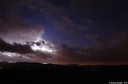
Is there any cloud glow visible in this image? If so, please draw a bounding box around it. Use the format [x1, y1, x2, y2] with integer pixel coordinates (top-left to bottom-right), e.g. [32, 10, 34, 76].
[31, 44, 53, 53]
[0, 52, 20, 57]
[31, 38, 56, 53]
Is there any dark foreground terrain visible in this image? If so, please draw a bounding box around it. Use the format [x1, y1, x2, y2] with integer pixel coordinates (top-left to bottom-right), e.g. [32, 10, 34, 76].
[0, 62, 128, 84]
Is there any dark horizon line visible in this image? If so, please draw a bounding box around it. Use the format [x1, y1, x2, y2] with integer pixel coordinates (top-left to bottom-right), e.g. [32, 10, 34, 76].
[0, 61, 128, 66]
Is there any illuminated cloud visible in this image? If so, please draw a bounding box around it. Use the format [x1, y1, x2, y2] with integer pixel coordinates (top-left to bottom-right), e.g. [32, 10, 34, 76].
[0, 37, 55, 62]
[0, 0, 43, 43]
[0, 0, 127, 65]
[0, 17, 43, 43]
[1, 32, 127, 65]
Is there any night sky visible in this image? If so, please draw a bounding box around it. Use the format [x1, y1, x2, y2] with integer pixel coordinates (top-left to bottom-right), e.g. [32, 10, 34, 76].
[0, 0, 128, 65]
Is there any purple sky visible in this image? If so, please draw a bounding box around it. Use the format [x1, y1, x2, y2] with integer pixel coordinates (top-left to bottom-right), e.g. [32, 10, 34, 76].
[0, 0, 127, 65]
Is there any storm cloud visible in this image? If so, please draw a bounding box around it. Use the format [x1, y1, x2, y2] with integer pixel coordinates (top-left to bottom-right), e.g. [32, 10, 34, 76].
[0, 38, 33, 54]
[0, 37, 53, 62]
[18, 0, 92, 36]
[55, 32, 128, 65]
[0, 0, 127, 65]
[0, 0, 43, 43]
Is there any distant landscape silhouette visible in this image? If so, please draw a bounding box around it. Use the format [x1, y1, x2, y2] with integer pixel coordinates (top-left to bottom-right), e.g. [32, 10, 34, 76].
[0, 62, 128, 84]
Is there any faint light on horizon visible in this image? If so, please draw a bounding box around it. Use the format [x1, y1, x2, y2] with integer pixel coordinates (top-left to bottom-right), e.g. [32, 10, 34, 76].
[42, 63, 48, 64]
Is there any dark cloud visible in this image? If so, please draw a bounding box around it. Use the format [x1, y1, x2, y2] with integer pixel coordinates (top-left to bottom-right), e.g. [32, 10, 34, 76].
[21, 0, 91, 36]
[0, 38, 53, 62]
[0, 0, 43, 43]
[52, 16, 77, 36]
[0, 0, 53, 62]
[0, 0, 127, 65]
[0, 20, 43, 43]
[86, 34, 107, 49]
[0, 37, 33, 54]
[55, 32, 128, 65]
[0, 30, 127, 64]
[0, 0, 92, 38]
[34, 50, 52, 59]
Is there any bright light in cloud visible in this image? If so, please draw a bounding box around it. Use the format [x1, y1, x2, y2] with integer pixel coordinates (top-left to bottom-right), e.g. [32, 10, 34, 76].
[31, 44, 53, 53]
[0, 37, 57, 63]
[31, 37, 56, 53]
[0, 52, 21, 57]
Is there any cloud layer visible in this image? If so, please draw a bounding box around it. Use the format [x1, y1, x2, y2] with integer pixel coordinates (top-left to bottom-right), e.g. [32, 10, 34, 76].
[0, 0, 127, 65]
[0, 0, 43, 43]
[0, 27, 127, 65]
[55, 32, 128, 65]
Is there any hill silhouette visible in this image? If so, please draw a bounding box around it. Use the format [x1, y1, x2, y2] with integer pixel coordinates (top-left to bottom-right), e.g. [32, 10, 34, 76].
[0, 62, 128, 84]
